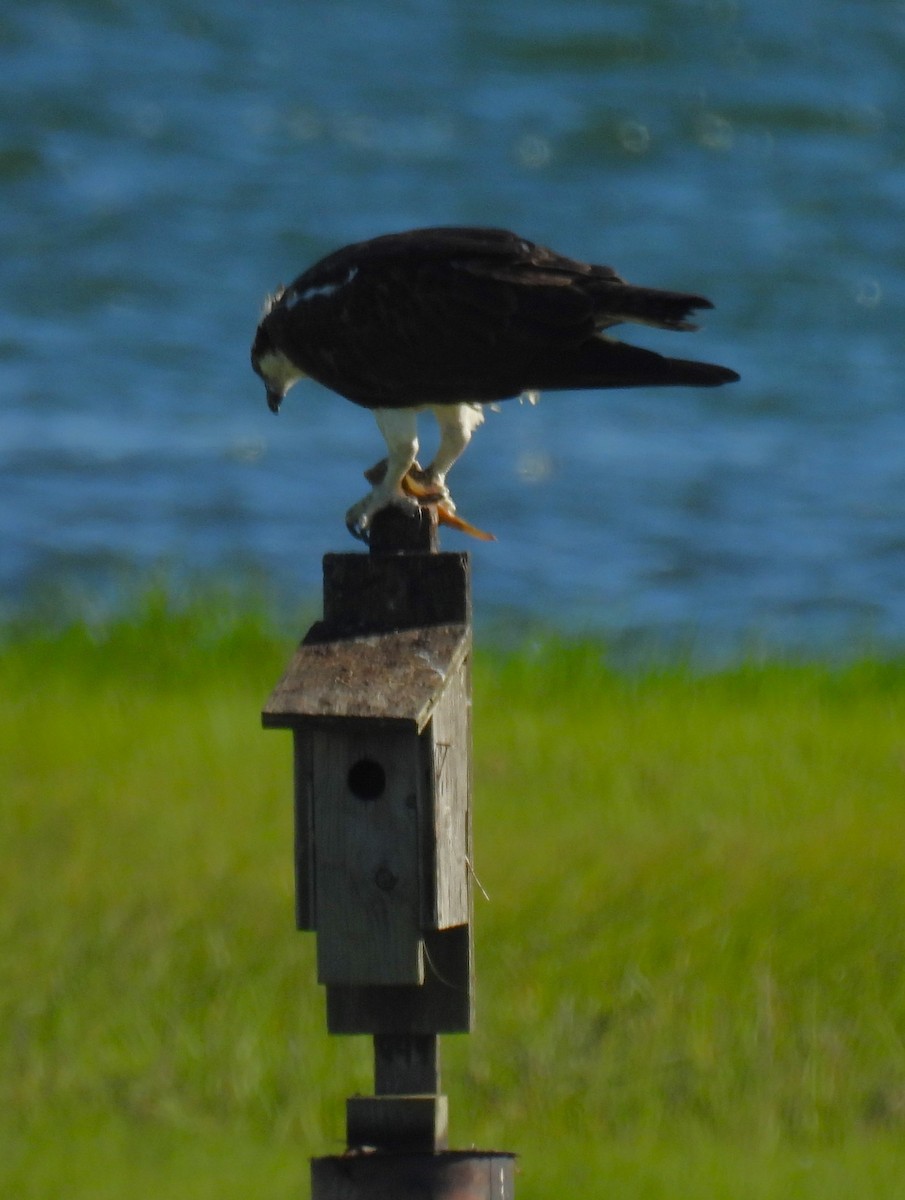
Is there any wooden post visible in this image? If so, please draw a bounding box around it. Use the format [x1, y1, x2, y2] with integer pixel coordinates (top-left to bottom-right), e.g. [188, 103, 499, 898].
[263, 505, 514, 1200]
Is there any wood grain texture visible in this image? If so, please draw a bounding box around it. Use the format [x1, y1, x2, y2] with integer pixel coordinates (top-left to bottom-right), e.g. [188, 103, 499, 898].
[374, 1033, 440, 1094]
[325, 925, 473, 1034]
[346, 1096, 448, 1153]
[366, 504, 439, 555]
[313, 725, 424, 986]
[422, 656, 472, 930]
[262, 623, 470, 731]
[322, 551, 471, 636]
[293, 729, 316, 930]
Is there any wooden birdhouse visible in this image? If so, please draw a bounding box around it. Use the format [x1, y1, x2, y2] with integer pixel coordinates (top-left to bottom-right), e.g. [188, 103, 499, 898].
[261, 511, 513, 1198]
[262, 514, 475, 1152]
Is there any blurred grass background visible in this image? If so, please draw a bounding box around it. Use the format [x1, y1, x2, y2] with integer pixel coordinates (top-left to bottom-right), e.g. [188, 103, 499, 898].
[3, 596, 905, 1197]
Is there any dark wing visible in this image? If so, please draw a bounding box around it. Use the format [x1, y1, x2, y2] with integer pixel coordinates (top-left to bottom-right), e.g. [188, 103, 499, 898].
[266, 227, 730, 407]
[295, 226, 591, 283]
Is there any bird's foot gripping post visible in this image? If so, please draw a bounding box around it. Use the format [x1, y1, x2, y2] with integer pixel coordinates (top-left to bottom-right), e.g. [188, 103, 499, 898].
[262, 503, 515, 1200]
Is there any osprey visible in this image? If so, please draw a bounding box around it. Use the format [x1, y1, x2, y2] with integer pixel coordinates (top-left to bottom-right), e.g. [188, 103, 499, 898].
[251, 226, 739, 540]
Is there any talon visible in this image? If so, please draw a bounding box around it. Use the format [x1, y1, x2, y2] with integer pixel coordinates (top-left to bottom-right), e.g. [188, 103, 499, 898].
[345, 513, 371, 544]
[406, 464, 432, 487]
[407, 465, 451, 505]
[345, 485, 421, 542]
[352, 459, 492, 541]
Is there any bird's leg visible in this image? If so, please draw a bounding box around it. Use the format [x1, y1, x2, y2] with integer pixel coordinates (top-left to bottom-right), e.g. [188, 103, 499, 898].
[345, 408, 421, 541]
[413, 404, 486, 512]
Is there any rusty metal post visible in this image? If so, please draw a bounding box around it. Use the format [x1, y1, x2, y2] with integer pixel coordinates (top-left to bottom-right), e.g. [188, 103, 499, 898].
[311, 1151, 515, 1200]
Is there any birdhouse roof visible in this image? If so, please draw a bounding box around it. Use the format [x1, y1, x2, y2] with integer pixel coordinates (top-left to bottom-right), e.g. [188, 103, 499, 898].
[262, 623, 470, 732]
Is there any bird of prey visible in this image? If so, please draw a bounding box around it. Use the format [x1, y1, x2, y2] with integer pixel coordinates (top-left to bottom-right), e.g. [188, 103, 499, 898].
[251, 226, 739, 541]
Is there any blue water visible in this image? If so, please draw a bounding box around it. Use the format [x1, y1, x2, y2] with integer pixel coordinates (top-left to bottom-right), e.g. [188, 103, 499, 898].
[3, 0, 904, 654]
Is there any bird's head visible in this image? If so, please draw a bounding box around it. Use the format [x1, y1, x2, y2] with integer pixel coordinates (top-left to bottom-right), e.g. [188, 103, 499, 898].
[251, 317, 305, 414]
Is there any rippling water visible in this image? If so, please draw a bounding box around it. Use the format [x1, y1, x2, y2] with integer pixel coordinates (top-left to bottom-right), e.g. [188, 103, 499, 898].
[2, 0, 903, 654]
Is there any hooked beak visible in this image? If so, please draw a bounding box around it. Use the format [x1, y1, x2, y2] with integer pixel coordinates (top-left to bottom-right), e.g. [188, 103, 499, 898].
[266, 388, 284, 414]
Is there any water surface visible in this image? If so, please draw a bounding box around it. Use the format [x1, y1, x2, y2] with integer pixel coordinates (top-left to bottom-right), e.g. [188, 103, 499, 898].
[2, 0, 903, 655]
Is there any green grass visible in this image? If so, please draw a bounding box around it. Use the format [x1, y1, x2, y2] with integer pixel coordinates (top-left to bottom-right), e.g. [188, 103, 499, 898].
[3, 599, 905, 1197]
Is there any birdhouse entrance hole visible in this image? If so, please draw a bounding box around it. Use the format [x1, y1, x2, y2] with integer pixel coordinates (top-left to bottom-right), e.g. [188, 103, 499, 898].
[347, 757, 386, 801]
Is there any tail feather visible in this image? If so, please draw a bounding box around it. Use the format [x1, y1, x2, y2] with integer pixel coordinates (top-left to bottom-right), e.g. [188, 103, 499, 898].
[533, 337, 740, 391]
[592, 282, 714, 332]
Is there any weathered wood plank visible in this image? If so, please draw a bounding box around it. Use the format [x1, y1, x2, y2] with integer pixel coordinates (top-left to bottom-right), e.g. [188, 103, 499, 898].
[313, 725, 424, 986]
[366, 503, 439, 555]
[374, 1033, 439, 1094]
[293, 730, 316, 930]
[322, 551, 471, 636]
[421, 656, 472, 930]
[262, 624, 470, 731]
[346, 1095, 448, 1153]
[325, 925, 473, 1034]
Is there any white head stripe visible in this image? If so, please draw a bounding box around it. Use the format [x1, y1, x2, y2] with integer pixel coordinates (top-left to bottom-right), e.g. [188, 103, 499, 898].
[289, 266, 359, 307]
